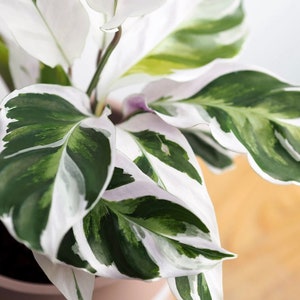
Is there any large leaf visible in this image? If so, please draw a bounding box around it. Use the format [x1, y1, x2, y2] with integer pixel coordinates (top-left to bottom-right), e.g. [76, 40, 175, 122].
[0, 0, 89, 68]
[145, 70, 300, 184]
[96, 0, 246, 99]
[57, 152, 232, 280]
[127, 0, 246, 76]
[0, 84, 115, 258]
[94, 0, 206, 99]
[182, 71, 300, 184]
[116, 112, 222, 242]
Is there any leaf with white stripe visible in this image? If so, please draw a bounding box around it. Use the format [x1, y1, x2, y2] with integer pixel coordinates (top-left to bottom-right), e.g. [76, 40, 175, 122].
[116, 112, 222, 244]
[59, 152, 232, 280]
[180, 71, 300, 184]
[126, 0, 245, 76]
[0, 0, 89, 68]
[117, 112, 202, 185]
[0, 84, 115, 258]
[143, 70, 300, 184]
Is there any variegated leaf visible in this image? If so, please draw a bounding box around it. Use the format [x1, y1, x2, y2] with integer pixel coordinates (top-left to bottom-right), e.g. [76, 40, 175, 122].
[181, 71, 300, 184]
[57, 152, 232, 280]
[0, 85, 115, 258]
[139, 70, 300, 184]
[182, 129, 234, 171]
[117, 112, 202, 184]
[126, 0, 246, 76]
[169, 265, 223, 300]
[96, 0, 201, 99]
[0, 0, 89, 68]
[116, 112, 222, 243]
[96, 0, 246, 99]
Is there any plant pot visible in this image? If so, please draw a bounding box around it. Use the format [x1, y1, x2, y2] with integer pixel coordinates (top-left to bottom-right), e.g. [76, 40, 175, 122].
[0, 274, 172, 300]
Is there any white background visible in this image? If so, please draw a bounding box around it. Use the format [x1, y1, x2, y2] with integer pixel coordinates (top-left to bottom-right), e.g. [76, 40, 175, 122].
[239, 0, 300, 84]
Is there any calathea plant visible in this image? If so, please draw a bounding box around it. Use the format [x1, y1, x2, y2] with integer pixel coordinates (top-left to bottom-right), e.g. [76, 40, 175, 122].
[0, 0, 299, 299]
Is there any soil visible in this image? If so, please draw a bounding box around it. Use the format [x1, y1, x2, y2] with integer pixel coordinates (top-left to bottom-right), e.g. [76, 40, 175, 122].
[0, 222, 51, 284]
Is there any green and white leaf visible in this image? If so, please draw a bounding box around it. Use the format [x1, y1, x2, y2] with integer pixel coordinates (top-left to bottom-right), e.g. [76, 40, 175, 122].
[59, 151, 232, 280]
[116, 112, 223, 243]
[34, 252, 95, 300]
[126, 0, 246, 76]
[97, 0, 245, 100]
[169, 265, 223, 300]
[143, 69, 300, 184]
[182, 71, 300, 184]
[0, 0, 89, 68]
[96, 0, 200, 99]
[182, 129, 234, 171]
[0, 84, 115, 259]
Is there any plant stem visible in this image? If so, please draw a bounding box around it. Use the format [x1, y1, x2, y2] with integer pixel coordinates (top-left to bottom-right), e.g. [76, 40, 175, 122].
[86, 27, 122, 114]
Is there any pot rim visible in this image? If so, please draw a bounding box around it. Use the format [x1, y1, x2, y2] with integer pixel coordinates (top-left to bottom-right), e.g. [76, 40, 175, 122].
[0, 274, 60, 295]
[0, 274, 117, 295]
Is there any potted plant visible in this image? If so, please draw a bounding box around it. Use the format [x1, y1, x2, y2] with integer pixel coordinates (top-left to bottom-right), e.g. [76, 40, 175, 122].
[0, 0, 299, 299]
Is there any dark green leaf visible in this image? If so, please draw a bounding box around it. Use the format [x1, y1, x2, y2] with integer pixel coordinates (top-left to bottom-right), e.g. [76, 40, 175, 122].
[175, 273, 213, 300]
[134, 154, 159, 182]
[198, 273, 212, 300]
[0, 89, 113, 252]
[107, 167, 135, 190]
[132, 130, 202, 183]
[105, 196, 210, 235]
[169, 239, 233, 260]
[183, 130, 233, 169]
[176, 277, 193, 300]
[58, 229, 96, 272]
[39, 63, 71, 86]
[83, 200, 160, 279]
[182, 71, 300, 183]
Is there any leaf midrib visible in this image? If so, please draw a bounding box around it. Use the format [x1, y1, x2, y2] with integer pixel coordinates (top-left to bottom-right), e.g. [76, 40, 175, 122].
[34, 2, 70, 66]
[180, 87, 292, 123]
[128, 132, 167, 190]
